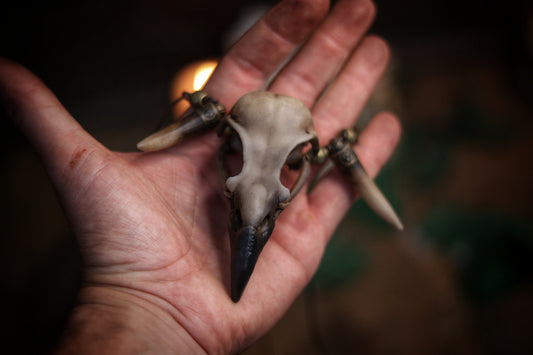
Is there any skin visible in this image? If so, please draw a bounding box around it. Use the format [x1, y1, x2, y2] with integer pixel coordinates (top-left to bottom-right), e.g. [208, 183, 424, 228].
[0, 0, 401, 353]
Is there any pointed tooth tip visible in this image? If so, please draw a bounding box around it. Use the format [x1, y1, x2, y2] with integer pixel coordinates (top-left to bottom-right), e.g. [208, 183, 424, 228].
[382, 206, 404, 231]
[136, 140, 151, 152]
[380, 208, 404, 231]
[136, 139, 159, 152]
[394, 219, 404, 231]
[382, 205, 404, 231]
[136, 132, 183, 152]
[350, 164, 404, 232]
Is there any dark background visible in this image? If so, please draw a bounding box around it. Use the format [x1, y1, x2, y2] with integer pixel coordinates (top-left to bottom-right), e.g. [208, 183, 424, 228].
[1, 0, 532, 353]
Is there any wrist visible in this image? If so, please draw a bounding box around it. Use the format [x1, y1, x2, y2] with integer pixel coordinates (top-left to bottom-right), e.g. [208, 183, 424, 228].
[55, 286, 205, 354]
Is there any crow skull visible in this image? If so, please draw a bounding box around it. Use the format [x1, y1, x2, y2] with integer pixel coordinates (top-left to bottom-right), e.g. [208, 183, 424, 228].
[220, 91, 318, 301]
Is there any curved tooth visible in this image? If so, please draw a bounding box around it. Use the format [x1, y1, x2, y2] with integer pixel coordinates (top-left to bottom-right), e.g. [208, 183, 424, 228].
[350, 163, 404, 231]
[136, 121, 186, 152]
[137, 105, 211, 152]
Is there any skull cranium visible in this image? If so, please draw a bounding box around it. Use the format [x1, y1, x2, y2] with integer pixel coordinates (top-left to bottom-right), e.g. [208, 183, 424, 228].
[219, 91, 318, 301]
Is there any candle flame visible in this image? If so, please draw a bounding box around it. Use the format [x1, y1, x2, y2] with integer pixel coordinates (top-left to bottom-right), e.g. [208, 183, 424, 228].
[193, 63, 217, 91]
[171, 59, 218, 118]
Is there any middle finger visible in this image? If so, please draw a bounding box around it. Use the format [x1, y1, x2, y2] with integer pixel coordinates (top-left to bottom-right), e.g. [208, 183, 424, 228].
[268, 0, 376, 107]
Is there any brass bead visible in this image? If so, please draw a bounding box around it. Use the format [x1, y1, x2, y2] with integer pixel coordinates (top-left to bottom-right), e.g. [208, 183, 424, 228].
[340, 128, 358, 144]
[306, 147, 329, 164]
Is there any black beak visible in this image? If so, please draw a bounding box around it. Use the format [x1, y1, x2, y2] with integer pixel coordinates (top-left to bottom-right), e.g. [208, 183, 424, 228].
[229, 211, 275, 302]
[230, 226, 260, 302]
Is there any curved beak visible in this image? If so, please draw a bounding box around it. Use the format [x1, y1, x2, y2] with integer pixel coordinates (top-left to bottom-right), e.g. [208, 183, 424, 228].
[230, 226, 260, 302]
[226, 161, 311, 302]
[229, 212, 275, 302]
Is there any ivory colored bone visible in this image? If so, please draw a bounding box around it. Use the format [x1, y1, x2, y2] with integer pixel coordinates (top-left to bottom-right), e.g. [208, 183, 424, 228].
[221, 91, 318, 302]
[137, 91, 225, 152]
[225, 91, 317, 226]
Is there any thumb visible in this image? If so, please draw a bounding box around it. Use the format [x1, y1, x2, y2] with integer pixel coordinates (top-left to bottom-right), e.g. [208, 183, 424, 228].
[0, 57, 108, 184]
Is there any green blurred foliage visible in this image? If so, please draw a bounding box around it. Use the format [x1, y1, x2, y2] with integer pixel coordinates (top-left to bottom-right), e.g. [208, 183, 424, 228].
[422, 207, 533, 303]
[309, 234, 369, 289]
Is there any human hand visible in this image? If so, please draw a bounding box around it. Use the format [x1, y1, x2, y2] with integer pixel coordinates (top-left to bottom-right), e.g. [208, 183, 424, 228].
[0, 0, 401, 353]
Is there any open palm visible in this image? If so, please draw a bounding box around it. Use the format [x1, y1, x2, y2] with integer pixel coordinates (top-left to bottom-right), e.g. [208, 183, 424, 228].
[0, 0, 401, 353]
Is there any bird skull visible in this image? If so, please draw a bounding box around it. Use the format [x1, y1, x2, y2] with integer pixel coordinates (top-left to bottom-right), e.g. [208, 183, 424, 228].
[220, 91, 318, 302]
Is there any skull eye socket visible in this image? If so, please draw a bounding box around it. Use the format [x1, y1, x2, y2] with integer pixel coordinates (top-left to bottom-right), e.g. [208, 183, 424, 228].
[287, 141, 319, 169]
[228, 131, 243, 153]
[220, 130, 244, 184]
[285, 145, 304, 168]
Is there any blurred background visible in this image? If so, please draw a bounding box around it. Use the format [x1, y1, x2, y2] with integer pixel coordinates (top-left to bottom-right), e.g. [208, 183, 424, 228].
[1, 0, 532, 353]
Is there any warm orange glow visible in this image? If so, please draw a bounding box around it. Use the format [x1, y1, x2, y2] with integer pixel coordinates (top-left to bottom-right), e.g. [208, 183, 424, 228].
[170, 59, 218, 118]
[193, 64, 216, 91]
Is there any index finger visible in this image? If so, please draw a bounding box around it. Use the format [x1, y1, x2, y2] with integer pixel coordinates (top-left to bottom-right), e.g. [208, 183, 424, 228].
[203, 0, 329, 107]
